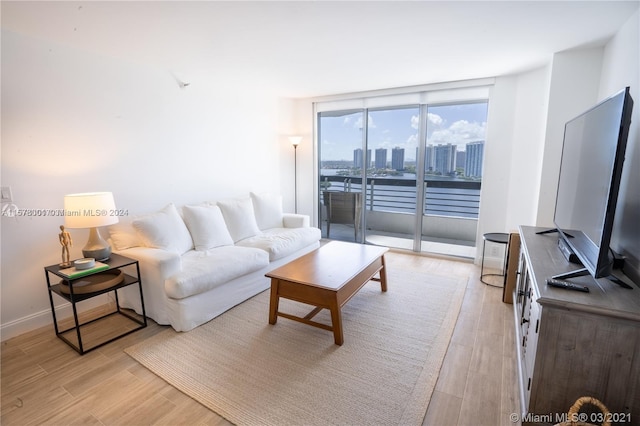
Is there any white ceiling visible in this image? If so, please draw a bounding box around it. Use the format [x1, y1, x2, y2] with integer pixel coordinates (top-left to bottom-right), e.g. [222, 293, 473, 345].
[2, 1, 639, 98]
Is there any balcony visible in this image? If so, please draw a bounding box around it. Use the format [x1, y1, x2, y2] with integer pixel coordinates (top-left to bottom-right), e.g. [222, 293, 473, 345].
[319, 175, 479, 258]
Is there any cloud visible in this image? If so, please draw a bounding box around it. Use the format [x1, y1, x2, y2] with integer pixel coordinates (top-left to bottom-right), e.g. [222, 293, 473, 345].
[409, 113, 485, 151]
[428, 113, 443, 126]
[413, 113, 444, 130]
[407, 133, 419, 145]
[428, 119, 485, 148]
[411, 114, 420, 129]
[352, 114, 377, 129]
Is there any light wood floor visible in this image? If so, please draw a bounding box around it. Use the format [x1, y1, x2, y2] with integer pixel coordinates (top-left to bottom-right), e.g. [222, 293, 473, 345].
[1, 251, 520, 425]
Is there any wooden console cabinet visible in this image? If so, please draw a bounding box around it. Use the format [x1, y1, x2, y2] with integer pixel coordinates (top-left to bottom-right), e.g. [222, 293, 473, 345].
[514, 226, 640, 421]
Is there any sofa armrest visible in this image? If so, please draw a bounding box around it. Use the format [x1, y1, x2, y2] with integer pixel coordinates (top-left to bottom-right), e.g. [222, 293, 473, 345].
[113, 247, 182, 325]
[283, 213, 310, 228]
[116, 246, 182, 290]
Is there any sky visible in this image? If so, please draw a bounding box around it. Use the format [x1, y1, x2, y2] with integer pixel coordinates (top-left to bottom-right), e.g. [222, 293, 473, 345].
[320, 102, 488, 162]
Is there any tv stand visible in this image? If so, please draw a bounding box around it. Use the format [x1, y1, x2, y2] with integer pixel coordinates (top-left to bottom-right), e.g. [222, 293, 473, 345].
[513, 226, 640, 421]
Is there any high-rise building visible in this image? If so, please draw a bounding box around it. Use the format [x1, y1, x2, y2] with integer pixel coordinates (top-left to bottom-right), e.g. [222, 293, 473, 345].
[425, 145, 435, 172]
[456, 151, 466, 173]
[375, 148, 387, 169]
[353, 149, 362, 168]
[465, 140, 484, 178]
[391, 147, 405, 171]
[353, 148, 371, 169]
[434, 143, 457, 175]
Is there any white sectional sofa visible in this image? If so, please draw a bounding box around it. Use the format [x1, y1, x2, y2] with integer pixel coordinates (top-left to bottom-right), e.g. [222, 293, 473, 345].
[107, 192, 321, 331]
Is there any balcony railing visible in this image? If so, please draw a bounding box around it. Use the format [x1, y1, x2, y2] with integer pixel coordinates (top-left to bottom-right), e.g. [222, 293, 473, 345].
[320, 175, 481, 219]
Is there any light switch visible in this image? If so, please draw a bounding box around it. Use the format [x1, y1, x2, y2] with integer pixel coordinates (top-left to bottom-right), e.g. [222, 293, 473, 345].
[1, 186, 13, 203]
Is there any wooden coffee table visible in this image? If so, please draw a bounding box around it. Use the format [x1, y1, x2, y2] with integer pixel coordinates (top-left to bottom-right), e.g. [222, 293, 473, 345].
[266, 241, 388, 345]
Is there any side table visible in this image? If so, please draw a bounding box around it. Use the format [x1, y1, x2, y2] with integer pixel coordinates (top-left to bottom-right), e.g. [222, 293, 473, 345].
[480, 232, 510, 287]
[44, 253, 147, 355]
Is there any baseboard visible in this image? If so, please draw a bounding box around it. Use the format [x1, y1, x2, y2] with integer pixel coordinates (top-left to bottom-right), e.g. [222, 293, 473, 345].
[1, 308, 53, 342]
[1, 294, 110, 342]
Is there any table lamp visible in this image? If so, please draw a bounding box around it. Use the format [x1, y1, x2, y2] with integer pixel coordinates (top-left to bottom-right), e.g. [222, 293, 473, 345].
[64, 192, 119, 261]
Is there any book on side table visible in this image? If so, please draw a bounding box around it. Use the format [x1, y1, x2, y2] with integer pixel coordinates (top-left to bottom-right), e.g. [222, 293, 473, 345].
[58, 262, 109, 279]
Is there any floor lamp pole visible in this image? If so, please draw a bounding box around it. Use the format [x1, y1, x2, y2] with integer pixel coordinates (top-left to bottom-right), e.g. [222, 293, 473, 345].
[289, 136, 302, 214]
[293, 144, 298, 214]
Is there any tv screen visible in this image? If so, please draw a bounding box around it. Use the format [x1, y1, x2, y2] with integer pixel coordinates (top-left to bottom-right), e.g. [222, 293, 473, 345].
[553, 87, 633, 279]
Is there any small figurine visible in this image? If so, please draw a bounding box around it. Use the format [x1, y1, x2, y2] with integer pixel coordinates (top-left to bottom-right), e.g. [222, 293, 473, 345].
[59, 225, 72, 267]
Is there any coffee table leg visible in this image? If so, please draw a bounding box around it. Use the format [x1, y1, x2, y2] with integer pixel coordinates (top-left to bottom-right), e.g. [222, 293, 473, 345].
[269, 279, 280, 324]
[329, 300, 344, 345]
[380, 254, 388, 292]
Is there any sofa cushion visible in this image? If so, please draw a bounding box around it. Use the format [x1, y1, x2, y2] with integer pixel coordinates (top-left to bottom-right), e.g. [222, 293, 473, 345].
[165, 246, 269, 299]
[108, 218, 141, 250]
[182, 205, 234, 251]
[250, 192, 284, 230]
[217, 197, 262, 242]
[236, 227, 322, 261]
[133, 204, 193, 254]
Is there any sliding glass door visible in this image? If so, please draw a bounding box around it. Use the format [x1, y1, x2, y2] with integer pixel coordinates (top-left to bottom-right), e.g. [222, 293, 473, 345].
[362, 106, 421, 250]
[318, 110, 365, 242]
[420, 102, 489, 257]
[317, 95, 489, 257]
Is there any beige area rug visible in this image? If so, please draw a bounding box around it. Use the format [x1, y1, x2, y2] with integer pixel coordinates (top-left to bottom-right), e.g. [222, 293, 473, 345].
[125, 252, 468, 426]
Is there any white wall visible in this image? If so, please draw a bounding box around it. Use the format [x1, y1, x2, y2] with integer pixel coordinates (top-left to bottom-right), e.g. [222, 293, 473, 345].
[535, 47, 605, 227]
[504, 66, 551, 231]
[0, 31, 295, 339]
[474, 78, 515, 243]
[474, 66, 551, 261]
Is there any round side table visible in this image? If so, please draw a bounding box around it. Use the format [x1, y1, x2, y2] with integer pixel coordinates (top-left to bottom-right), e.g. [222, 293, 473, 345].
[480, 232, 509, 287]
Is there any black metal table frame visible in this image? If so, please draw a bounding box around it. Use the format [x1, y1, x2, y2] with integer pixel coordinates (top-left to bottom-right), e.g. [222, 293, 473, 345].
[480, 232, 510, 288]
[44, 254, 147, 355]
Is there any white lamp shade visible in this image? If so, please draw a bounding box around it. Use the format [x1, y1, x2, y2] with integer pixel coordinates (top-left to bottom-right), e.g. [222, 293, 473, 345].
[289, 136, 302, 147]
[64, 192, 119, 229]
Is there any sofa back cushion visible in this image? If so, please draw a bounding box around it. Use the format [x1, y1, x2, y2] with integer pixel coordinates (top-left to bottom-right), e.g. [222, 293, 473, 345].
[217, 197, 262, 243]
[250, 192, 284, 230]
[132, 203, 194, 254]
[182, 205, 234, 251]
[107, 218, 142, 250]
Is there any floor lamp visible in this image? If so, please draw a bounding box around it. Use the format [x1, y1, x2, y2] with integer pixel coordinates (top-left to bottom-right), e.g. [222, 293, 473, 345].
[289, 136, 302, 213]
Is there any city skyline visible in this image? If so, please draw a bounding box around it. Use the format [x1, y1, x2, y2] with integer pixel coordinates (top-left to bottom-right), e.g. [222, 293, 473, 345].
[319, 102, 488, 162]
[344, 140, 484, 177]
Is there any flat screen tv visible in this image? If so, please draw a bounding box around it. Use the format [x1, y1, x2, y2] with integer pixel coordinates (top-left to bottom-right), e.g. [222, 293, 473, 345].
[552, 86, 633, 282]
